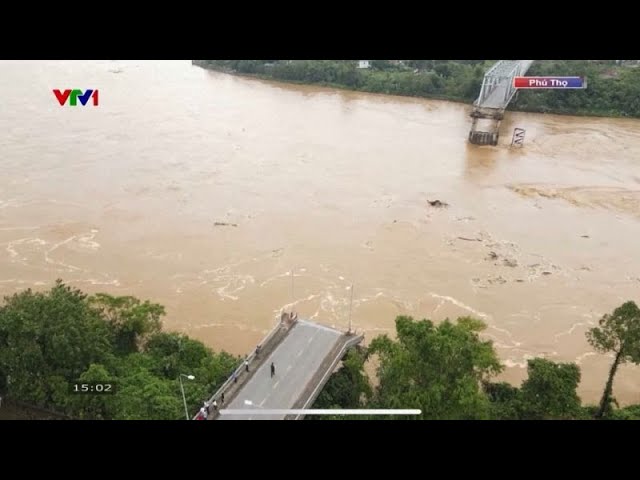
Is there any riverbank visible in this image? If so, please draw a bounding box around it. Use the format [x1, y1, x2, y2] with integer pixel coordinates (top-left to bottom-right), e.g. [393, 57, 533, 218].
[193, 60, 640, 119]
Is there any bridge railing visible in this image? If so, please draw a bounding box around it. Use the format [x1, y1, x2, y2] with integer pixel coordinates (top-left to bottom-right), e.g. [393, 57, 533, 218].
[475, 60, 535, 108]
[294, 333, 364, 420]
[193, 315, 288, 419]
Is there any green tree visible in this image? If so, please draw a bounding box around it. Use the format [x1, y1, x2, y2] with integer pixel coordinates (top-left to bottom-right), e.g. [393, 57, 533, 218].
[483, 381, 522, 420]
[0, 280, 240, 419]
[610, 404, 640, 420]
[69, 363, 115, 419]
[113, 368, 185, 420]
[89, 293, 164, 355]
[586, 301, 640, 419]
[369, 316, 502, 420]
[314, 347, 372, 410]
[0, 280, 112, 408]
[519, 359, 582, 419]
[145, 332, 238, 396]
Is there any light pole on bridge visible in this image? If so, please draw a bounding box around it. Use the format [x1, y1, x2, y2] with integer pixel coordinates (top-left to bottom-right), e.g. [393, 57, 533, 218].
[179, 373, 195, 420]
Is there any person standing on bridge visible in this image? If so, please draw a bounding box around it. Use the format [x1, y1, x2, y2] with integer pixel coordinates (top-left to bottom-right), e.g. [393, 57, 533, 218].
[221, 392, 225, 405]
[245, 358, 249, 373]
[271, 362, 275, 378]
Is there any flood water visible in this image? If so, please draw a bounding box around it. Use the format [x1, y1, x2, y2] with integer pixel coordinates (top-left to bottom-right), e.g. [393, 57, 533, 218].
[1, 60, 639, 404]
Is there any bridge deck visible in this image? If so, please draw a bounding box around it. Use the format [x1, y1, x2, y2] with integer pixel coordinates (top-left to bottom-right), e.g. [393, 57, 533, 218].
[480, 84, 510, 109]
[217, 320, 346, 420]
[475, 60, 534, 110]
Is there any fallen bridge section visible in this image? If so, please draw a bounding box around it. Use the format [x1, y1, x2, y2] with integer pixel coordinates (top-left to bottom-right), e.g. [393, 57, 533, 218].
[469, 60, 534, 146]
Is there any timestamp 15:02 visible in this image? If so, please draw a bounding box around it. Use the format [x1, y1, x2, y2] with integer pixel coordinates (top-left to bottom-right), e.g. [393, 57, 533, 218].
[70, 382, 117, 394]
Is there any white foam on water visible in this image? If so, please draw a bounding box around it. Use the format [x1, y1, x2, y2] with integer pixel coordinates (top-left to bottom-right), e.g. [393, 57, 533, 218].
[45, 235, 82, 271]
[259, 271, 292, 288]
[575, 352, 598, 365]
[0, 226, 40, 231]
[76, 279, 121, 286]
[190, 322, 228, 329]
[488, 324, 515, 338]
[428, 292, 491, 320]
[553, 321, 590, 342]
[5, 238, 47, 263]
[75, 230, 100, 251]
[504, 354, 536, 369]
[432, 299, 446, 315]
[214, 274, 255, 301]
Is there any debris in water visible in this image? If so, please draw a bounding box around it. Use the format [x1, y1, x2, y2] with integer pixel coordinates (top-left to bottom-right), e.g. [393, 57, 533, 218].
[427, 200, 449, 208]
[458, 236, 481, 242]
[542, 271, 552, 275]
[214, 222, 238, 227]
[581, 235, 590, 238]
[516, 279, 524, 283]
[487, 251, 499, 261]
[488, 276, 507, 285]
[503, 258, 518, 267]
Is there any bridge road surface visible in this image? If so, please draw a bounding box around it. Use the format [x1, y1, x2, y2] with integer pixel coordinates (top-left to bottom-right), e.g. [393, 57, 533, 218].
[219, 320, 343, 420]
[481, 84, 511, 109]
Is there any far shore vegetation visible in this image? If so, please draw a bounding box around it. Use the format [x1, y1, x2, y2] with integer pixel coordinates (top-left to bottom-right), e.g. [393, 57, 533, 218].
[193, 60, 640, 119]
[1, 280, 639, 420]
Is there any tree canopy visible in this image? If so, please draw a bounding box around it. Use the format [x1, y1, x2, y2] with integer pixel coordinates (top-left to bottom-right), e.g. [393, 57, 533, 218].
[586, 301, 640, 418]
[0, 280, 238, 420]
[2, 280, 638, 420]
[314, 301, 640, 420]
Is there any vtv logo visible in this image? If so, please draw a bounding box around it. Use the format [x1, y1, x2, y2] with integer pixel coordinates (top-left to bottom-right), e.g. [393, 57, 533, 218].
[53, 89, 99, 106]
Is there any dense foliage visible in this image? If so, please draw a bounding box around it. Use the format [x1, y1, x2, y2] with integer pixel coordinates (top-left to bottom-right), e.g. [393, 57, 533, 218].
[0, 280, 238, 420]
[2, 280, 638, 420]
[313, 301, 640, 420]
[194, 60, 640, 118]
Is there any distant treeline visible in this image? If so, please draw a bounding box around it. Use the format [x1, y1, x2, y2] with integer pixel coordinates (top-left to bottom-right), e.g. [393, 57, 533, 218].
[194, 60, 640, 118]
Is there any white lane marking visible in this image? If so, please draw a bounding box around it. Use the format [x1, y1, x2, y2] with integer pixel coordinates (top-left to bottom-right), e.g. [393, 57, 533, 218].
[307, 337, 313, 344]
[296, 349, 304, 357]
[286, 365, 292, 372]
[273, 380, 280, 389]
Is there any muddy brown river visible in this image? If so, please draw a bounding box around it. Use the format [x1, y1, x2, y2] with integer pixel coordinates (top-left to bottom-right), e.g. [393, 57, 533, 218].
[1, 60, 639, 404]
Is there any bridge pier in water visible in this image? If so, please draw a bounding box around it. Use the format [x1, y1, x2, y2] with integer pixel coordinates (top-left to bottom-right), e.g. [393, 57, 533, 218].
[468, 60, 534, 147]
[469, 109, 503, 146]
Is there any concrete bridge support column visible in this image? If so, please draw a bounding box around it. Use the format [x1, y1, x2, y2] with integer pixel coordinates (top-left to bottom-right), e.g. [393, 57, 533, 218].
[468, 108, 503, 146]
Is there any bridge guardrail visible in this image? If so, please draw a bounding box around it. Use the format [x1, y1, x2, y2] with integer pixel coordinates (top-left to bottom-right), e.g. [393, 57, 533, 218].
[193, 314, 288, 419]
[294, 333, 364, 420]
